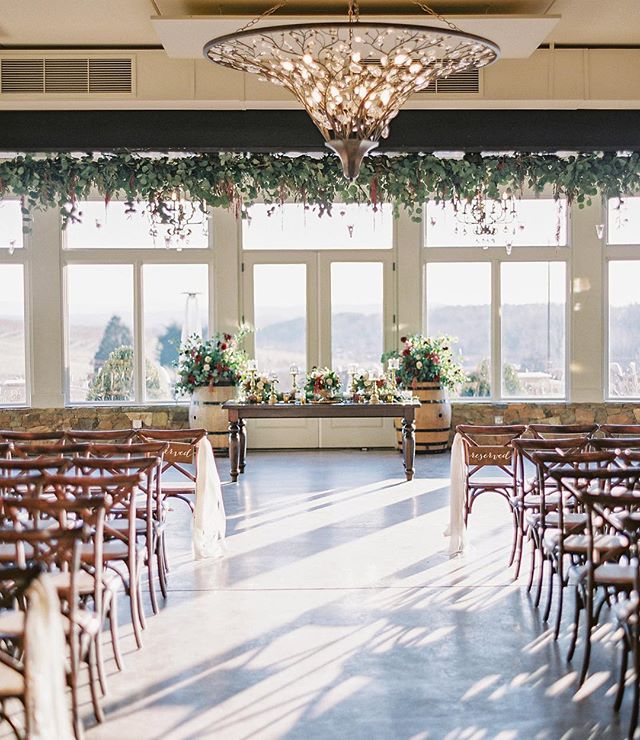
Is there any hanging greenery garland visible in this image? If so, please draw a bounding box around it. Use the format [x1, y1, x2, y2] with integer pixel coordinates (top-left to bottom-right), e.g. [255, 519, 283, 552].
[0, 150, 639, 228]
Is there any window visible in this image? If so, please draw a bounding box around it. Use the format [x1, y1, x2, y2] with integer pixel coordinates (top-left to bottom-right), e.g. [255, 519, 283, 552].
[243, 204, 393, 250]
[143, 264, 209, 400]
[501, 262, 566, 398]
[253, 264, 307, 392]
[0, 201, 24, 251]
[425, 263, 491, 397]
[425, 199, 567, 248]
[66, 265, 134, 403]
[331, 262, 384, 387]
[0, 265, 26, 404]
[609, 261, 640, 397]
[607, 197, 640, 245]
[65, 201, 208, 249]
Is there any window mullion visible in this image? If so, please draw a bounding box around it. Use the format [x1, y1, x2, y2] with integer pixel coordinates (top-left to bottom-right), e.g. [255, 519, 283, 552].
[491, 260, 502, 402]
[134, 262, 144, 403]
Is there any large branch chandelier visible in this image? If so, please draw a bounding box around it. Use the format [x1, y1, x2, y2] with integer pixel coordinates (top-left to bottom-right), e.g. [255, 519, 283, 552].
[203, 2, 500, 179]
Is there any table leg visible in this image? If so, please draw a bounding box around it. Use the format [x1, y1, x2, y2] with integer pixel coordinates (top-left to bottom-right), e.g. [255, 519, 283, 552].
[402, 416, 416, 481]
[239, 420, 247, 473]
[229, 420, 240, 482]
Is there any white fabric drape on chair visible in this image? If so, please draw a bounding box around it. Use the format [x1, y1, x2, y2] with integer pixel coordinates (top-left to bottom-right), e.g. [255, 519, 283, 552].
[193, 437, 227, 559]
[25, 574, 73, 739]
[445, 432, 467, 556]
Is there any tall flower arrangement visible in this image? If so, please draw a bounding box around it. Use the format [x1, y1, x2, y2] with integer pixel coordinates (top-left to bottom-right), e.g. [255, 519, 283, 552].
[384, 335, 466, 390]
[174, 328, 249, 396]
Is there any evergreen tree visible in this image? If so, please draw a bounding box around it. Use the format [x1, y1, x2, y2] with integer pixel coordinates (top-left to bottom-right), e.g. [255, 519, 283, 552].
[94, 315, 133, 371]
[87, 346, 161, 401]
[158, 322, 181, 368]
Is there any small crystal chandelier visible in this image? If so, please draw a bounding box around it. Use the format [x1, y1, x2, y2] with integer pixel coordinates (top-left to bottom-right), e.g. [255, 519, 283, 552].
[146, 191, 208, 249]
[204, 2, 499, 179]
[454, 187, 519, 253]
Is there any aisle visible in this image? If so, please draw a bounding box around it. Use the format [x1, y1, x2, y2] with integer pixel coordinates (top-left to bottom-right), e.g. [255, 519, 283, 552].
[86, 450, 628, 739]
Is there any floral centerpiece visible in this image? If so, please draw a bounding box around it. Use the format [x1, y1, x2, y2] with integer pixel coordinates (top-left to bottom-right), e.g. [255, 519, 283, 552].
[352, 371, 399, 403]
[383, 334, 466, 391]
[239, 371, 274, 403]
[174, 328, 249, 396]
[304, 367, 341, 401]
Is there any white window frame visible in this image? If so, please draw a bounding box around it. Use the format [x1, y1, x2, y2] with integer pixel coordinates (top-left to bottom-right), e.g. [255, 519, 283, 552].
[604, 195, 640, 401]
[0, 200, 30, 407]
[422, 194, 572, 403]
[61, 200, 215, 406]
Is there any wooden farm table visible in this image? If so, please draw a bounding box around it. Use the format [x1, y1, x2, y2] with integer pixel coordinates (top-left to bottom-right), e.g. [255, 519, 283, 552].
[222, 400, 421, 482]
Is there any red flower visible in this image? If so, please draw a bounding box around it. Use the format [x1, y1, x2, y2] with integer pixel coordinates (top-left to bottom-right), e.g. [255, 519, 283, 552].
[224, 333, 232, 341]
[376, 379, 384, 388]
[402, 348, 410, 356]
[220, 343, 227, 350]
[188, 374, 195, 383]
[400, 336, 407, 343]
[195, 355, 201, 362]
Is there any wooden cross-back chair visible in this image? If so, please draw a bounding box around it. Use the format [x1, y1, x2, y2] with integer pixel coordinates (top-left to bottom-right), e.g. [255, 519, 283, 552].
[527, 423, 598, 439]
[0, 431, 65, 446]
[549, 468, 640, 696]
[511, 436, 591, 580]
[11, 442, 91, 460]
[64, 429, 136, 444]
[537, 460, 640, 659]
[70, 451, 168, 618]
[590, 437, 640, 454]
[0, 500, 98, 738]
[599, 424, 640, 438]
[134, 428, 207, 512]
[456, 424, 526, 566]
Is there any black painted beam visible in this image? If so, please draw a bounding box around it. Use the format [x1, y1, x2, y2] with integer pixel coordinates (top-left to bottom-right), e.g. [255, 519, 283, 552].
[1, 109, 639, 152]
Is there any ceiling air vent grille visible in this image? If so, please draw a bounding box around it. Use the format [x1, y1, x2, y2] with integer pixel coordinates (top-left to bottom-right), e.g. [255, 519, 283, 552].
[0, 57, 133, 94]
[420, 68, 480, 94]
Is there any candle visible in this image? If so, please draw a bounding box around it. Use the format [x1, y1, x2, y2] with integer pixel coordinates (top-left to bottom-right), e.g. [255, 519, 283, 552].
[347, 363, 358, 375]
[247, 359, 257, 371]
[289, 364, 298, 375]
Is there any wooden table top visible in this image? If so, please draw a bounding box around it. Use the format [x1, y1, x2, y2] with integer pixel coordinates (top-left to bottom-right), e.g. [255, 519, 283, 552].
[222, 400, 420, 419]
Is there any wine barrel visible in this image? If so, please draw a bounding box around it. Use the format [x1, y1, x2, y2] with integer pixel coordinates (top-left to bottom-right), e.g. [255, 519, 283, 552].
[189, 384, 237, 455]
[395, 381, 452, 454]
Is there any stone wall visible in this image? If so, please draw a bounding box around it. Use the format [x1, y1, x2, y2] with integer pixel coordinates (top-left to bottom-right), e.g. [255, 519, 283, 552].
[1, 402, 638, 441]
[0, 406, 190, 432]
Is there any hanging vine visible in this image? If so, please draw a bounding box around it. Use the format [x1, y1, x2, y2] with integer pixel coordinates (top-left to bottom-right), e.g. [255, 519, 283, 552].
[0, 150, 639, 228]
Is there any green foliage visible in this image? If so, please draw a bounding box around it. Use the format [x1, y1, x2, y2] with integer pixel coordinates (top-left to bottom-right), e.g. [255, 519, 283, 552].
[459, 359, 491, 398]
[174, 328, 249, 396]
[158, 322, 181, 368]
[1, 151, 640, 228]
[94, 315, 133, 372]
[88, 346, 161, 401]
[503, 363, 522, 395]
[384, 335, 467, 391]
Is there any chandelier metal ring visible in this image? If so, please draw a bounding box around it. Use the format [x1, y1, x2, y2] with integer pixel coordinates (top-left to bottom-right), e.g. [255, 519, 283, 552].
[204, 19, 499, 179]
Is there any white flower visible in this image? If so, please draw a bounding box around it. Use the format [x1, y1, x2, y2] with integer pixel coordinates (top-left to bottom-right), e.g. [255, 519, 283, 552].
[203, 363, 210, 371]
[416, 361, 423, 369]
[204, 356, 211, 363]
[326, 378, 332, 386]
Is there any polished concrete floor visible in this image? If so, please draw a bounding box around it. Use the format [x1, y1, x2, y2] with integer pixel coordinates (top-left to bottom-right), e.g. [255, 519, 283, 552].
[83, 450, 634, 739]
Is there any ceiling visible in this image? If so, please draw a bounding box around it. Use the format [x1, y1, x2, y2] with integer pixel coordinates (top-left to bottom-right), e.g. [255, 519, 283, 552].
[0, 0, 638, 48]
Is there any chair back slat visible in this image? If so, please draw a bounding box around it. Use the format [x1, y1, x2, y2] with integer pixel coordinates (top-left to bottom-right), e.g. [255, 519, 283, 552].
[528, 423, 598, 439]
[599, 424, 640, 438]
[65, 429, 136, 443]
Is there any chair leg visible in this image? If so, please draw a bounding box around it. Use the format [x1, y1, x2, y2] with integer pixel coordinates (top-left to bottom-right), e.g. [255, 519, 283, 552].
[128, 565, 143, 650]
[87, 641, 105, 724]
[543, 561, 555, 623]
[535, 556, 545, 608]
[614, 636, 628, 712]
[578, 587, 594, 686]
[95, 631, 108, 697]
[508, 508, 519, 568]
[526, 536, 537, 593]
[554, 568, 565, 640]
[567, 587, 581, 663]
[146, 543, 159, 616]
[157, 536, 168, 599]
[136, 569, 147, 630]
[108, 590, 124, 671]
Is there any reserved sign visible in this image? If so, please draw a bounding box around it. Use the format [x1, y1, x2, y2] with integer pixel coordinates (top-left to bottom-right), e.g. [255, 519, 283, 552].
[165, 442, 195, 464]
[467, 446, 513, 466]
